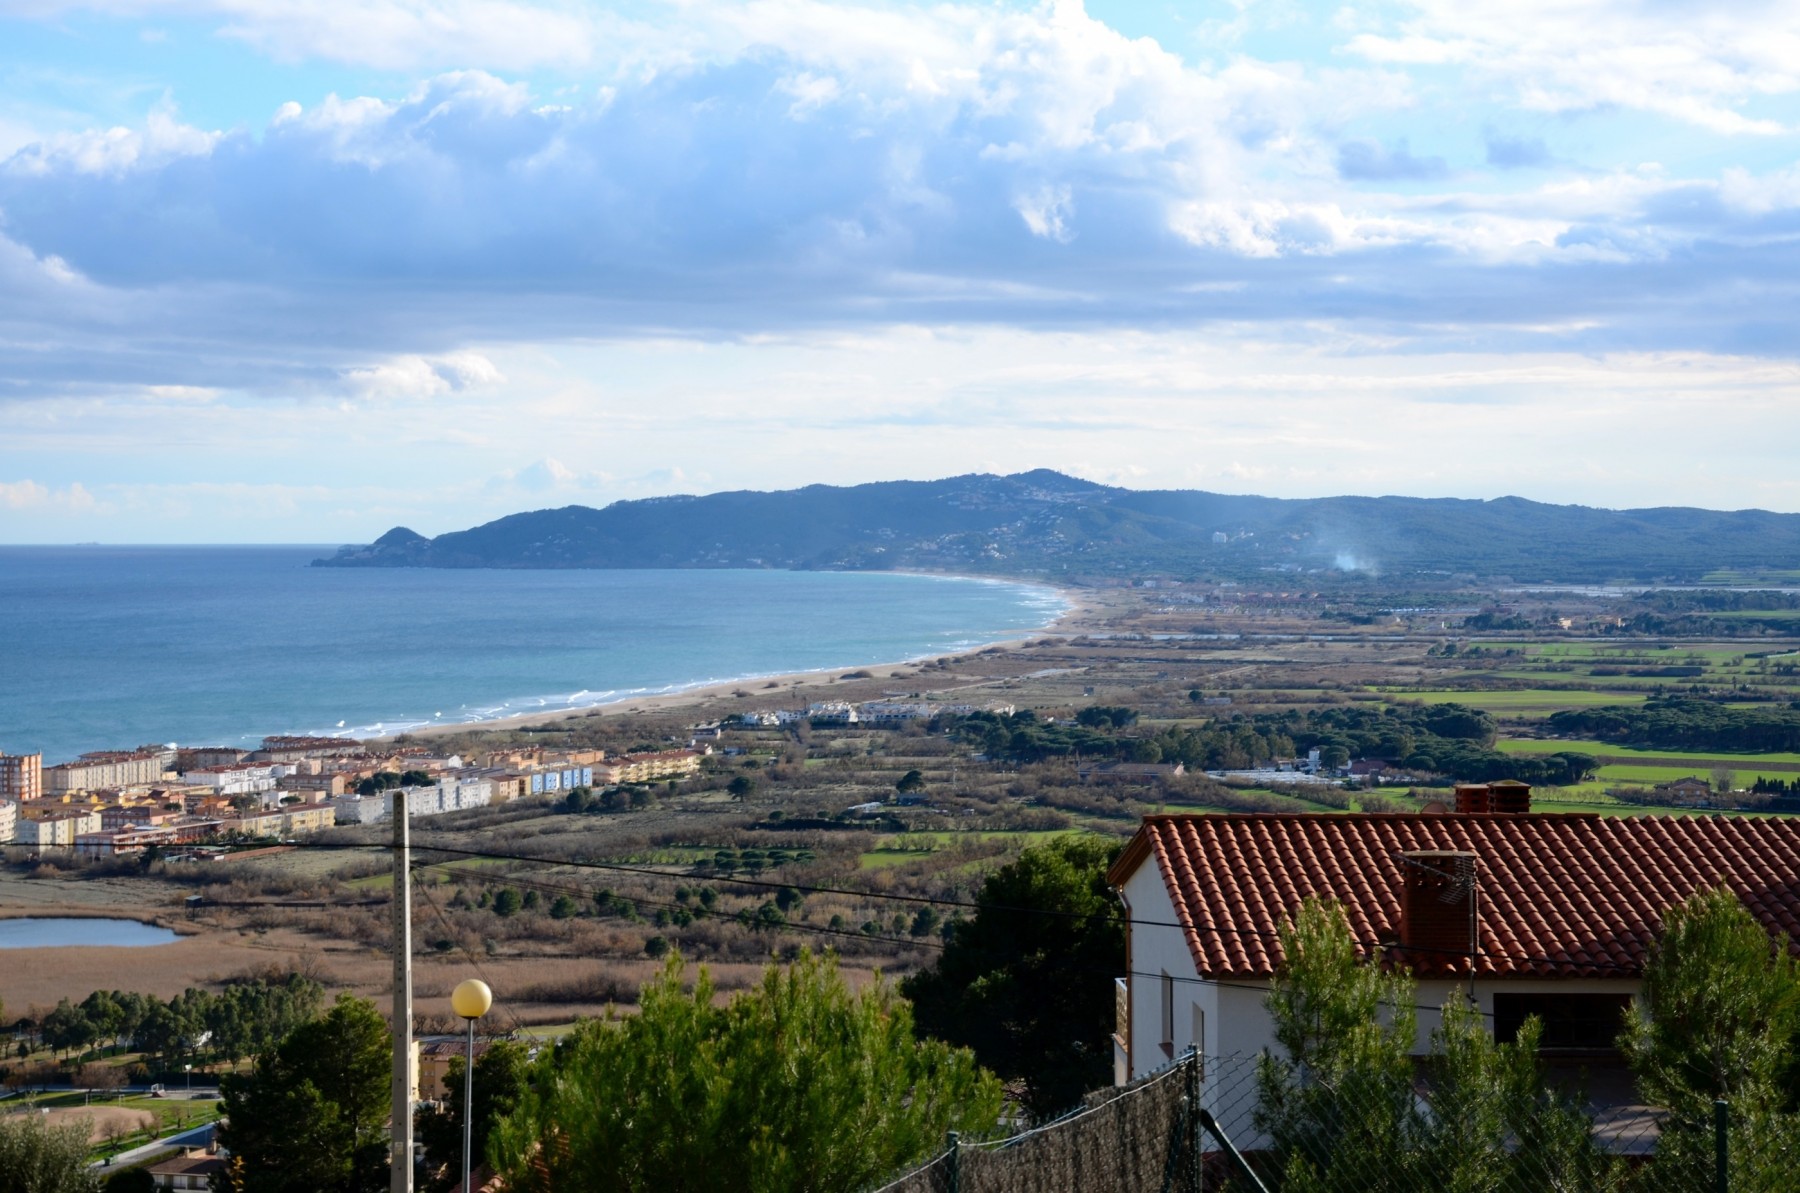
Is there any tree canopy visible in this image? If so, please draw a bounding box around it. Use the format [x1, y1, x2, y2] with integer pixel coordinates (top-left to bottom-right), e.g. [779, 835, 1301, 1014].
[216, 994, 391, 1193]
[415, 1039, 533, 1193]
[490, 950, 1001, 1192]
[1254, 898, 1622, 1192]
[0, 1115, 98, 1193]
[901, 835, 1124, 1119]
[1620, 886, 1800, 1189]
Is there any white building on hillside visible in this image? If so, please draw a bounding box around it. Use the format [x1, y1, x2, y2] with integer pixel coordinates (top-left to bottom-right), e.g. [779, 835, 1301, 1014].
[1108, 802, 1800, 1148]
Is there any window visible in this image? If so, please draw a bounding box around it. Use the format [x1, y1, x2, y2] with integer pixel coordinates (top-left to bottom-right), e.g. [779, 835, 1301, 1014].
[1159, 971, 1175, 1057]
[1493, 992, 1632, 1051]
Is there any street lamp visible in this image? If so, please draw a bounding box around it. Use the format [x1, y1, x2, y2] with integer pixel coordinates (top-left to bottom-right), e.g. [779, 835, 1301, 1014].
[449, 979, 492, 1193]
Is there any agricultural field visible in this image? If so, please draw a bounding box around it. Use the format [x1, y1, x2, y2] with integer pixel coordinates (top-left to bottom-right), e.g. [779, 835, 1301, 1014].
[1382, 689, 1650, 715]
[1493, 739, 1800, 768]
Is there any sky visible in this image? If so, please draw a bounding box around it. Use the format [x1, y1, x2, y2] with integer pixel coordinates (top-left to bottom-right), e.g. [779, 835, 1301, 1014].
[2, 0, 1799, 543]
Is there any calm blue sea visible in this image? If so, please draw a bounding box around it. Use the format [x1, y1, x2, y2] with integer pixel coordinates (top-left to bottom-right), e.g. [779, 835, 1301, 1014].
[0, 547, 1064, 764]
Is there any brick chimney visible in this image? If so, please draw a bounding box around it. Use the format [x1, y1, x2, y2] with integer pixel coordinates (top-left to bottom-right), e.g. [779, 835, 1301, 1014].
[1453, 783, 1489, 814]
[1486, 780, 1532, 813]
[1399, 851, 1477, 966]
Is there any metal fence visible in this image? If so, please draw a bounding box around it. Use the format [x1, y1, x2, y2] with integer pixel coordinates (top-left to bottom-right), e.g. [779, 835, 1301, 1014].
[867, 1051, 1800, 1193]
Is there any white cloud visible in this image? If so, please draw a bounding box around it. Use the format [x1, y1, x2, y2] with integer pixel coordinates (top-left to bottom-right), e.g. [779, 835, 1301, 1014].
[341, 352, 503, 400]
[0, 478, 101, 511]
[0, 0, 1793, 406]
[1345, 0, 1800, 135]
[3, 104, 218, 176]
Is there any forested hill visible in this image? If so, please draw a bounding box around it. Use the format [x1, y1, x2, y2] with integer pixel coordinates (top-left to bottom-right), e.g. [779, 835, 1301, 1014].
[311, 470, 1800, 582]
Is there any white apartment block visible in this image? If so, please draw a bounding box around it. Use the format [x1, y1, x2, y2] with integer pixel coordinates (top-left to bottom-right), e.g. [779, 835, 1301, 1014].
[46, 751, 165, 792]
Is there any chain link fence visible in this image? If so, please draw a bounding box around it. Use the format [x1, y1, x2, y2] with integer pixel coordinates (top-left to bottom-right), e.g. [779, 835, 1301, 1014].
[867, 1051, 1800, 1192]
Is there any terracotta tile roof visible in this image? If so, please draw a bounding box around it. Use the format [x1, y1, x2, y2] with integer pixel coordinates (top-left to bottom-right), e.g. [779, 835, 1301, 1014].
[1110, 813, 1800, 980]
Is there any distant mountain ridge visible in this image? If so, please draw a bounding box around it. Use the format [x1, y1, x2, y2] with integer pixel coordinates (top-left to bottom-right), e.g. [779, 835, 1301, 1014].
[312, 470, 1800, 582]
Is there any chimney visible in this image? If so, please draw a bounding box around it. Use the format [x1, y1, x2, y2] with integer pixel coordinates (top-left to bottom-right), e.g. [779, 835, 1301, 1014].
[1398, 851, 1477, 968]
[1486, 779, 1532, 813]
[1453, 783, 1489, 814]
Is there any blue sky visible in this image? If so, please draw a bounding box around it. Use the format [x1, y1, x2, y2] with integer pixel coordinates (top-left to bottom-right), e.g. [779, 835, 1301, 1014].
[2, 0, 1799, 542]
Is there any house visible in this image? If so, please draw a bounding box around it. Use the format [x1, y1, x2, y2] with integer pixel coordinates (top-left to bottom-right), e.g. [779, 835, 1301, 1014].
[415, 1035, 493, 1101]
[1077, 761, 1185, 785]
[806, 701, 858, 724]
[1653, 776, 1716, 805]
[1107, 805, 1800, 1138]
[148, 1151, 227, 1190]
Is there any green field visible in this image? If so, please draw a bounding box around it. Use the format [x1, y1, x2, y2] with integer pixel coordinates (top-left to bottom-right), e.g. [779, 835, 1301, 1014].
[1497, 739, 1800, 767]
[1384, 689, 1650, 713]
[1594, 764, 1759, 786]
[857, 829, 1079, 869]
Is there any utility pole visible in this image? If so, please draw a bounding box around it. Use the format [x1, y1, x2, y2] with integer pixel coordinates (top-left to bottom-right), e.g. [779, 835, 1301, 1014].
[391, 790, 414, 1193]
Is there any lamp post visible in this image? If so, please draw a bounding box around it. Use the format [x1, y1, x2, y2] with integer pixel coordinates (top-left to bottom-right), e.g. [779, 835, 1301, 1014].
[449, 979, 492, 1193]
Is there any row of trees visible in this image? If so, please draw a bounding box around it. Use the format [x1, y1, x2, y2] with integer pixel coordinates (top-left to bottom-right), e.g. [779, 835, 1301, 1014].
[952, 702, 1598, 785]
[26, 971, 322, 1074]
[1547, 696, 1800, 753]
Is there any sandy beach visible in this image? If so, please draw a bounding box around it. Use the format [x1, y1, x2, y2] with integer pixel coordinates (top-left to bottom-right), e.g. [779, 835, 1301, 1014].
[388, 578, 1120, 746]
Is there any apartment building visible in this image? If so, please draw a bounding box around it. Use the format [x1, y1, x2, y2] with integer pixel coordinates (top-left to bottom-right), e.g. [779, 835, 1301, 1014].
[46, 751, 165, 792]
[593, 749, 704, 786]
[18, 808, 104, 846]
[0, 752, 42, 802]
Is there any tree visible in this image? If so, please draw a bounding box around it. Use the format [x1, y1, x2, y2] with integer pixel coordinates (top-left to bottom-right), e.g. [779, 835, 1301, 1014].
[894, 769, 925, 795]
[79, 992, 123, 1055]
[415, 1040, 532, 1193]
[1624, 885, 1800, 1113]
[491, 951, 1001, 1192]
[491, 888, 522, 918]
[548, 894, 577, 920]
[40, 999, 94, 1060]
[217, 994, 390, 1193]
[77, 1061, 125, 1104]
[726, 775, 755, 800]
[0, 1115, 99, 1193]
[901, 836, 1123, 1119]
[101, 1169, 155, 1193]
[1622, 886, 1800, 1190]
[1255, 899, 1622, 1192]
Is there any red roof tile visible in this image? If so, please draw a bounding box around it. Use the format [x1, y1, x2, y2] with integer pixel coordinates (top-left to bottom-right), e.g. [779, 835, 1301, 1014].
[1110, 813, 1800, 980]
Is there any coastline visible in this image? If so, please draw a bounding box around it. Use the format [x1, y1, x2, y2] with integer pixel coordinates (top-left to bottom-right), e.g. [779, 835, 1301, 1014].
[385, 575, 1114, 746]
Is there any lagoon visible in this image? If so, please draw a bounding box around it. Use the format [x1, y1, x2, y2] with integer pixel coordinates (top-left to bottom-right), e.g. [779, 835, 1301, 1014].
[0, 918, 181, 949]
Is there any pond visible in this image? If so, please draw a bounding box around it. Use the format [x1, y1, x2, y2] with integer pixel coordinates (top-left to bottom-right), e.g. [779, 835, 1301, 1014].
[0, 918, 182, 948]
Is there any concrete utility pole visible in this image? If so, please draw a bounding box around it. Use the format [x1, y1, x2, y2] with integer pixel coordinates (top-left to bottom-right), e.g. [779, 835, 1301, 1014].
[391, 791, 414, 1193]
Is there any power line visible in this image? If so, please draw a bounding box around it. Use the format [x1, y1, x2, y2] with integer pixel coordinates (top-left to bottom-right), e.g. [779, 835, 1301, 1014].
[400, 857, 1501, 1020]
[264, 837, 1643, 979]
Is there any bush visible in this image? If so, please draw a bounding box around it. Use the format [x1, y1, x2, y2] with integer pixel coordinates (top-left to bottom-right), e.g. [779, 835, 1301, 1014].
[490, 952, 1000, 1192]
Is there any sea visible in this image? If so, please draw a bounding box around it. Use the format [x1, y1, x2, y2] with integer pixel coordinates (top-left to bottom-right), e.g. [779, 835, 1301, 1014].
[0, 546, 1066, 764]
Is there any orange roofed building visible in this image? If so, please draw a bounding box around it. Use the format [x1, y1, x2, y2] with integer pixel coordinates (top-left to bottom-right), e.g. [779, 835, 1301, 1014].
[1106, 804, 1800, 1107]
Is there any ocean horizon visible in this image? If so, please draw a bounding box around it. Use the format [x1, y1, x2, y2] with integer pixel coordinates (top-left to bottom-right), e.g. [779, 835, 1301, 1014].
[0, 546, 1066, 764]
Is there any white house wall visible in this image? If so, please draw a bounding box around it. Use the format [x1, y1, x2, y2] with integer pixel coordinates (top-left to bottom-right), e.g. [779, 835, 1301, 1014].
[1120, 855, 1643, 1150]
